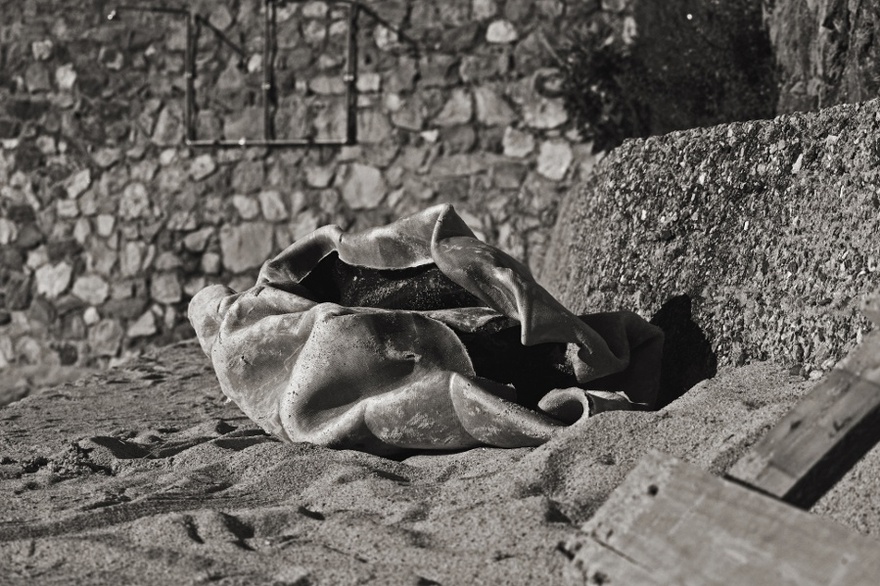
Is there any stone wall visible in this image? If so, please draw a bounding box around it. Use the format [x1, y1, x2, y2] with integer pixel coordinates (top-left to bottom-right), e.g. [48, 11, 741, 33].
[0, 0, 614, 369]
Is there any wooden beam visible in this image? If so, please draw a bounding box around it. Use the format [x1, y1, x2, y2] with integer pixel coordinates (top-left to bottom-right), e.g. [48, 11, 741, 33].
[561, 450, 880, 586]
[727, 330, 880, 508]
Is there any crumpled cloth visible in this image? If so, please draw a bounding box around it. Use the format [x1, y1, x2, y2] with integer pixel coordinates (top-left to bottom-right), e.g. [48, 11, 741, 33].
[189, 204, 663, 455]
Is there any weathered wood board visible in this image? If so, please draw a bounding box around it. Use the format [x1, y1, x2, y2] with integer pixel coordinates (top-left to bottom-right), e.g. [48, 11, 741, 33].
[562, 450, 880, 586]
[728, 330, 880, 507]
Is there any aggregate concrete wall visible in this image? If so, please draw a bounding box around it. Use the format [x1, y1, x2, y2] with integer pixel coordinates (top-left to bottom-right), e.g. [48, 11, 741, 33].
[0, 0, 613, 369]
[541, 99, 880, 377]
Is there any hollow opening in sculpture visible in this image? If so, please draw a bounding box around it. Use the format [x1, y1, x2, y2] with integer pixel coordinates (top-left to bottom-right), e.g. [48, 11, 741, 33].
[299, 251, 589, 411]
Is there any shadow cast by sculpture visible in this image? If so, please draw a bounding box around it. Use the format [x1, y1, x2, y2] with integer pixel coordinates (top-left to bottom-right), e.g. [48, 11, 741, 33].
[650, 294, 718, 409]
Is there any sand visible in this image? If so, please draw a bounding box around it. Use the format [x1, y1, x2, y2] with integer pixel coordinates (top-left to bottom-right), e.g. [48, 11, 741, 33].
[1, 339, 843, 585]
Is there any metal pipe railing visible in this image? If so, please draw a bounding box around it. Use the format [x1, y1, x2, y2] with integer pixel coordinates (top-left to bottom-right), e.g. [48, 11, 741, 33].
[108, 1, 417, 148]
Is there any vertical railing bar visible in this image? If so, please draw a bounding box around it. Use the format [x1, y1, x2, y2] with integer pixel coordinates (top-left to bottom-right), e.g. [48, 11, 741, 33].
[184, 8, 195, 143]
[345, 2, 359, 145]
[263, 0, 274, 141]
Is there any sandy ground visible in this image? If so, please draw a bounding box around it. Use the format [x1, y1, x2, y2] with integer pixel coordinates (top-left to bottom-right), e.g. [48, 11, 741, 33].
[2, 339, 873, 585]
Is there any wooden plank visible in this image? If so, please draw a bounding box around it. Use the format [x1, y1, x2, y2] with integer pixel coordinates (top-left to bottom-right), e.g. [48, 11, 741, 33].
[727, 330, 880, 507]
[564, 450, 880, 586]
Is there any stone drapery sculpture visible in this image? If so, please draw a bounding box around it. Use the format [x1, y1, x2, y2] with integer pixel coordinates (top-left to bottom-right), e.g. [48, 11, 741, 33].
[189, 205, 663, 455]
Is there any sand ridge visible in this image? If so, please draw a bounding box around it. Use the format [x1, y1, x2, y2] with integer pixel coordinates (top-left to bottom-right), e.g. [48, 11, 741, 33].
[0, 340, 828, 584]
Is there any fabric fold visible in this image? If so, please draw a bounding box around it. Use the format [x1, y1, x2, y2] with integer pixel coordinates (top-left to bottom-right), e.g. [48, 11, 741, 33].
[189, 204, 663, 454]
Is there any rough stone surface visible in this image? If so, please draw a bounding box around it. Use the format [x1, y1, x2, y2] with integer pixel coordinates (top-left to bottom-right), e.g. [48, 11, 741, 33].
[474, 86, 516, 126]
[486, 19, 519, 43]
[87, 318, 124, 357]
[71, 275, 110, 306]
[341, 163, 387, 210]
[64, 169, 91, 199]
[536, 139, 573, 180]
[220, 222, 274, 273]
[434, 89, 474, 127]
[119, 183, 150, 220]
[34, 262, 72, 299]
[258, 190, 289, 222]
[231, 195, 260, 220]
[189, 154, 217, 181]
[503, 126, 536, 157]
[150, 272, 182, 304]
[541, 99, 880, 375]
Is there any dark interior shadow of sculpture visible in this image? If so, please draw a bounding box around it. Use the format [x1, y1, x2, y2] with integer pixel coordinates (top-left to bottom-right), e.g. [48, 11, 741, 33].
[649, 294, 718, 409]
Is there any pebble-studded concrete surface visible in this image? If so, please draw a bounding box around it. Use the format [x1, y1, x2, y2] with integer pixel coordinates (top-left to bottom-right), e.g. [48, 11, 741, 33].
[541, 98, 880, 377]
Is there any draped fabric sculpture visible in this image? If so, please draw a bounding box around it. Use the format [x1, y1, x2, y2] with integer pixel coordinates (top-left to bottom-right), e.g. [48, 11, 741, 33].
[189, 205, 663, 455]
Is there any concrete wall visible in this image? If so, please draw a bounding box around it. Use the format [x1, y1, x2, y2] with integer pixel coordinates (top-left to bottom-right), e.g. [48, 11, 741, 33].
[541, 98, 880, 378]
[0, 0, 614, 369]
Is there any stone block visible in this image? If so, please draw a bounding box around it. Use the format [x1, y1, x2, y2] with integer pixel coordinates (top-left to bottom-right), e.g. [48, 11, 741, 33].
[201, 252, 222, 275]
[209, 4, 234, 30]
[305, 165, 336, 188]
[313, 98, 349, 142]
[31, 39, 53, 60]
[493, 162, 528, 189]
[502, 126, 535, 157]
[356, 72, 382, 93]
[189, 154, 217, 181]
[25, 63, 52, 92]
[486, 20, 518, 43]
[0, 218, 18, 245]
[433, 88, 473, 127]
[504, 0, 533, 22]
[55, 64, 77, 92]
[65, 169, 91, 198]
[459, 51, 504, 83]
[384, 57, 418, 93]
[341, 163, 387, 210]
[4, 271, 32, 311]
[440, 22, 482, 53]
[472, 0, 498, 20]
[73, 218, 91, 244]
[536, 139, 573, 181]
[223, 107, 263, 142]
[34, 262, 72, 299]
[183, 227, 214, 253]
[514, 31, 553, 72]
[390, 95, 427, 131]
[93, 148, 121, 169]
[219, 222, 274, 273]
[231, 195, 261, 220]
[88, 318, 124, 357]
[231, 160, 265, 194]
[120, 242, 144, 277]
[439, 125, 477, 154]
[151, 272, 182, 304]
[55, 199, 79, 219]
[259, 190, 289, 222]
[127, 310, 157, 338]
[418, 54, 460, 88]
[151, 104, 184, 145]
[119, 183, 150, 220]
[474, 86, 516, 126]
[357, 109, 393, 144]
[309, 75, 347, 95]
[154, 252, 181, 271]
[72, 274, 110, 306]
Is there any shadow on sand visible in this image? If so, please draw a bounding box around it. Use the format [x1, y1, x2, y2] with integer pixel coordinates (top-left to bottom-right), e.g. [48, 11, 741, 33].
[650, 294, 718, 409]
